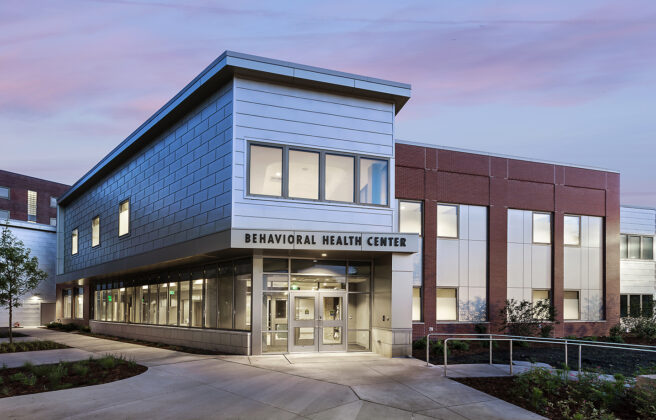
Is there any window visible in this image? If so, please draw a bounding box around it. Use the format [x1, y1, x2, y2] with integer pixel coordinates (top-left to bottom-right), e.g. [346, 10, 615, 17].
[563, 291, 580, 320]
[563, 215, 580, 246]
[249, 144, 283, 196]
[288, 150, 319, 200]
[532, 289, 550, 306]
[50, 197, 57, 208]
[63, 289, 72, 318]
[0, 186, 9, 200]
[74, 287, 84, 319]
[359, 158, 388, 205]
[50, 217, 57, 226]
[92, 216, 100, 247]
[620, 234, 654, 260]
[399, 201, 422, 235]
[71, 229, 78, 255]
[119, 200, 129, 236]
[437, 204, 458, 238]
[325, 154, 354, 202]
[27, 190, 37, 222]
[532, 213, 551, 244]
[0, 209, 9, 220]
[436, 288, 457, 321]
[620, 294, 654, 318]
[412, 287, 422, 322]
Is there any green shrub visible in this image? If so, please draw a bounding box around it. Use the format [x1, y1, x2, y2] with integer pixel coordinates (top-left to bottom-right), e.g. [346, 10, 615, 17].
[474, 323, 488, 334]
[430, 340, 444, 356]
[80, 326, 91, 333]
[47, 364, 68, 387]
[499, 299, 557, 337]
[632, 384, 656, 419]
[98, 356, 117, 370]
[449, 340, 469, 352]
[539, 324, 553, 338]
[627, 317, 656, 340]
[412, 337, 427, 351]
[71, 362, 89, 376]
[10, 372, 27, 383]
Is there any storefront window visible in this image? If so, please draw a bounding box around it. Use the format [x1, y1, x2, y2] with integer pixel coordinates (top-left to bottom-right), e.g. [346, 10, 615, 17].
[180, 279, 190, 326]
[168, 281, 178, 326]
[218, 263, 234, 329]
[205, 267, 218, 328]
[63, 289, 72, 318]
[234, 261, 251, 330]
[191, 271, 204, 327]
[74, 287, 84, 319]
[148, 284, 158, 324]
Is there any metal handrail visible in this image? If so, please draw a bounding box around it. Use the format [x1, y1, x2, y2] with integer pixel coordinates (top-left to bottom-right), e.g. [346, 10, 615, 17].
[424, 333, 656, 377]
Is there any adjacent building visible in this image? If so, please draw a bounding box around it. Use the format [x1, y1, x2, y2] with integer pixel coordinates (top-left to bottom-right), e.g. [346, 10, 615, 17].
[0, 170, 69, 326]
[53, 51, 621, 356]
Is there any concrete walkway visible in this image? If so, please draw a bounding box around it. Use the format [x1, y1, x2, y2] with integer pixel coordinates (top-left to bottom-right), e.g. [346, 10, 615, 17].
[0, 328, 544, 419]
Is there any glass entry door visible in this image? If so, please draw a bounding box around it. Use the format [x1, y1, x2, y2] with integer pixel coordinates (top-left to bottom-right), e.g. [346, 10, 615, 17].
[289, 292, 346, 352]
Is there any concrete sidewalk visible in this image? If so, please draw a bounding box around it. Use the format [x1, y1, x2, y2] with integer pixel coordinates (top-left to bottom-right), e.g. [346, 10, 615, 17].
[0, 328, 544, 419]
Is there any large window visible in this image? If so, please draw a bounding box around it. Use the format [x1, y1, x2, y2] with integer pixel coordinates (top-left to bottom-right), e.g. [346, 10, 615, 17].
[399, 201, 422, 234]
[436, 288, 457, 321]
[412, 288, 422, 322]
[92, 216, 100, 247]
[74, 287, 84, 319]
[564, 215, 580, 246]
[325, 154, 354, 202]
[563, 291, 580, 320]
[399, 200, 423, 322]
[532, 212, 551, 244]
[437, 204, 458, 238]
[27, 190, 37, 222]
[119, 200, 130, 236]
[248, 143, 388, 206]
[0, 186, 9, 200]
[71, 228, 78, 255]
[621, 234, 654, 260]
[620, 294, 654, 318]
[63, 289, 72, 318]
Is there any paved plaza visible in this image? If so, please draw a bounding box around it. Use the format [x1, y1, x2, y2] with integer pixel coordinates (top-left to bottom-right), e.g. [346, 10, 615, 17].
[0, 328, 543, 419]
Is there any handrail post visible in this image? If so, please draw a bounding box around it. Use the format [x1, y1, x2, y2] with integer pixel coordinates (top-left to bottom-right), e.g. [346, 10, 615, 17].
[426, 335, 430, 367]
[509, 339, 513, 376]
[565, 340, 568, 369]
[444, 339, 448, 377]
[578, 344, 582, 376]
[489, 334, 492, 365]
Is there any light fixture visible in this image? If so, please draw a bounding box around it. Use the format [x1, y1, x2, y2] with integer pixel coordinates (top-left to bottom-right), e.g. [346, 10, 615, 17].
[321, 253, 327, 257]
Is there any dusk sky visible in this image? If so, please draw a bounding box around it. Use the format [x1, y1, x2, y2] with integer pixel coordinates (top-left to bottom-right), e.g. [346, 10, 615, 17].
[1, 0, 655, 206]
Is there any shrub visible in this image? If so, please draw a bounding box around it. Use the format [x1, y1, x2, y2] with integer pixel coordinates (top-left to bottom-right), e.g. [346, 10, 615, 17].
[71, 362, 89, 376]
[449, 340, 469, 352]
[47, 364, 68, 387]
[539, 324, 553, 338]
[626, 317, 656, 340]
[98, 356, 117, 370]
[499, 299, 557, 337]
[412, 337, 427, 351]
[474, 323, 488, 334]
[632, 384, 656, 419]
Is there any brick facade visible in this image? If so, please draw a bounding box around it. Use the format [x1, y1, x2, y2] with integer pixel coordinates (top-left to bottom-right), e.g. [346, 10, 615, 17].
[395, 143, 620, 338]
[0, 170, 69, 225]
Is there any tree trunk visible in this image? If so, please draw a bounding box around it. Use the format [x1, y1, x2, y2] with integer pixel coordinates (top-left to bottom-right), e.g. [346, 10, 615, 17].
[9, 297, 13, 345]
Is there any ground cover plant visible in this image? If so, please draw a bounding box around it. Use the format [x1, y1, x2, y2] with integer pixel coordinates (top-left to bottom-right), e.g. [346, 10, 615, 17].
[455, 366, 656, 420]
[0, 340, 68, 353]
[0, 355, 147, 398]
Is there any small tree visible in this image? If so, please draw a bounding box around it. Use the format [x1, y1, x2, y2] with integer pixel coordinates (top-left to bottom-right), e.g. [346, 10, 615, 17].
[0, 224, 48, 343]
[499, 299, 557, 337]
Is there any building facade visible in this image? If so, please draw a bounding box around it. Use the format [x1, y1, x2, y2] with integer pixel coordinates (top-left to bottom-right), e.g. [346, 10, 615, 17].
[0, 171, 69, 327]
[54, 51, 620, 356]
[619, 205, 655, 317]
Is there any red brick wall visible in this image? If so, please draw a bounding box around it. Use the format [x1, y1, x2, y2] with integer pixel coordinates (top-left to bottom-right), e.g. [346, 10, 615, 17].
[0, 170, 69, 225]
[396, 144, 620, 339]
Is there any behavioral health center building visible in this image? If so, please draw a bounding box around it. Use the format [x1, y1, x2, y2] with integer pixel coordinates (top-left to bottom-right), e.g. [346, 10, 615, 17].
[54, 51, 620, 356]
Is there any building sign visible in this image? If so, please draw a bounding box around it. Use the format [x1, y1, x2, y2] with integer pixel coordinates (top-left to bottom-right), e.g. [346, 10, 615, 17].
[230, 229, 418, 253]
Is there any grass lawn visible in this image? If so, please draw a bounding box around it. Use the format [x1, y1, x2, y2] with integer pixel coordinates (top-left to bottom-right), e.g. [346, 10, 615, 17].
[0, 356, 147, 398]
[0, 341, 68, 353]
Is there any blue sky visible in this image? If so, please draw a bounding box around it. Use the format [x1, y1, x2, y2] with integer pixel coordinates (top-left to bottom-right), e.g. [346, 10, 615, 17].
[1, 0, 655, 205]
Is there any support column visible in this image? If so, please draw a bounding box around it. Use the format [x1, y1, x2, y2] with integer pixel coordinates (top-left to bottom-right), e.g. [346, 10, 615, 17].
[251, 253, 263, 355]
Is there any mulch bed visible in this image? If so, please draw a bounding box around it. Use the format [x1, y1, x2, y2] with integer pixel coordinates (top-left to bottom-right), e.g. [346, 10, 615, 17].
[0, 359, 147, 398]
[453, 375, 639, 420]
[0, 341, 69, 353]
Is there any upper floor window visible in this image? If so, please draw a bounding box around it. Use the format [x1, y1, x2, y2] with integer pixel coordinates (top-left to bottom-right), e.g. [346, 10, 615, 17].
[50, 217, 56, 226]
[532, 212, 551, 244]
[248, 143, 388, 206]
[50, 197, 57, 208]
[92, 216, 100, 247]
[27, 190, 37, 222]
[437, 204, 458, 238]
[119, 200, 130, 236]
[71, 228, 78, 255]
[0, 186, 9, 200]
[399, 201, 422, 235]
[0, 209, 9, 220]
[564, 215, 580, 246]
[621, 234, 654, 260]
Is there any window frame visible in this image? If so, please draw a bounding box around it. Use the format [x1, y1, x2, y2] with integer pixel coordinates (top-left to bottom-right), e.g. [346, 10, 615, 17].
[246, 141, 389, 207]
[563, 290, 580, 320]
[437, 203, 459, 239]
[532, 212, 552, 245]
[398, 200, 423, 236]
[436, 287, 458, 321]
[71, 228, 79, 256]
[91, 215, 101, 248]
[563, 215, 581, 247]
[621, 234, 654, 260]
[118, 198, 130, 238]
[0, 186, 9, 200]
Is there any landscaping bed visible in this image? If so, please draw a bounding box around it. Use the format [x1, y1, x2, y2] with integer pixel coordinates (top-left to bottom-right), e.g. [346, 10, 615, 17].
[1, 341, 68, 353]
[0, 331, 28, 339]
[0, 356, 147, 398]
[454, 368, 656, 419]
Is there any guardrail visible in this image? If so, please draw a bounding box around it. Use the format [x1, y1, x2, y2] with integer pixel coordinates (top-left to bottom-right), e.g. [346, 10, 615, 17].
[424, 333, 656, 377]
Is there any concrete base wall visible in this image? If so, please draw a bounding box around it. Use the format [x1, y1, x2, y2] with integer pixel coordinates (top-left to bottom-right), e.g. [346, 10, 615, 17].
[90, 321, 251, 355]
[372, 327, 412, 357]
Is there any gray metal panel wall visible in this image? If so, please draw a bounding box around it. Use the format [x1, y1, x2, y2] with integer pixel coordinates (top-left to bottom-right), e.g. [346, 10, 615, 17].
[620, 206, 656, 295]
[61, 82, 234, 274]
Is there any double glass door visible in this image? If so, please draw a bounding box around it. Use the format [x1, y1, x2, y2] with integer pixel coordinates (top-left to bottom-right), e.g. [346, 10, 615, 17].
[289, 292, 346, 352]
